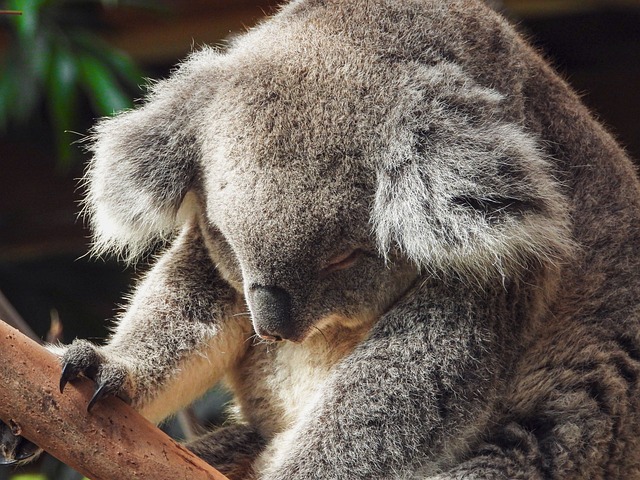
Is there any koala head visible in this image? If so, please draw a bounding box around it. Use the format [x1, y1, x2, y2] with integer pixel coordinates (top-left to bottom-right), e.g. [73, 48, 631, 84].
[84, 0, 572, 342]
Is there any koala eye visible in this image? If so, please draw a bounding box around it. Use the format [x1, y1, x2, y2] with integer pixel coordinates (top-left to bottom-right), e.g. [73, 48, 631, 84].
[322, 249, 363, 274]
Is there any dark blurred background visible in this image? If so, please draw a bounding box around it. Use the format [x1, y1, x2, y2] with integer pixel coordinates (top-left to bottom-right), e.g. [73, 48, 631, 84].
[0, 0, 639, 478]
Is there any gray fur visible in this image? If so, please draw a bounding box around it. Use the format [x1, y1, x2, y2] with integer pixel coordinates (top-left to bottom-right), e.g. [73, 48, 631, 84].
[4, 0, 640, 478]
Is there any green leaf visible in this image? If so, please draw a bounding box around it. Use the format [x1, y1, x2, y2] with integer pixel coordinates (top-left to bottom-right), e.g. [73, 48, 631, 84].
[1, 3, 53, 124]
[0, 58, 19, 130]
[47, 42, 79, 166]
[11, 31, 52, 123]
[30, 29, 53, 80]
[7, 0, 47, 42]
[1, 0, 148, 167]
[77, 53, 133, 115]
[70, 31, 144, 90]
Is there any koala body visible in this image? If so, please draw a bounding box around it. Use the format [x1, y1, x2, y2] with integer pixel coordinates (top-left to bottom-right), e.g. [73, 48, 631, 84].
[3, 0, 640, 478]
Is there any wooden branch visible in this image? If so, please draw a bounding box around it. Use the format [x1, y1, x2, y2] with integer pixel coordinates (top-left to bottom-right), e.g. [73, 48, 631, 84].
[0, 320, 229, 480]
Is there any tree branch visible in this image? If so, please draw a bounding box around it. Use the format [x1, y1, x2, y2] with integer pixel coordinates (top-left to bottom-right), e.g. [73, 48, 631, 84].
[0, 319, 229, 480]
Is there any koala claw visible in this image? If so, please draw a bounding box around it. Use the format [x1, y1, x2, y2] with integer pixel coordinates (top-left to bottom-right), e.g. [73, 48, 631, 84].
[0, 422, 41, 466]
[87, 382, 111, 412]
[59, 361, 78, 393]
[59, 339, 132, 411]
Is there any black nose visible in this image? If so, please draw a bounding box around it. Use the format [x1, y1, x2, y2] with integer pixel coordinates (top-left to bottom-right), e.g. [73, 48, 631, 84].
[248, 285, 294, 341]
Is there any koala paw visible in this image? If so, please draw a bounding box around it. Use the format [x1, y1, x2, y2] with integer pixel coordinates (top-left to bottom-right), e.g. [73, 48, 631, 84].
[0, 420, 41, 465]
[59, 339, 132, 412]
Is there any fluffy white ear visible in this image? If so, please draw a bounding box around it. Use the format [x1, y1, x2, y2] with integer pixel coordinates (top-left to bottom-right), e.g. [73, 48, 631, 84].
[82, 48, 219, 261]
[372, 63, 573, 282]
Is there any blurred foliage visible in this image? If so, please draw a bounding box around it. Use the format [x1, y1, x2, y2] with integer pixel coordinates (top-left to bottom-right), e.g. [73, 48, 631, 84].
[0, 0, 147, 168]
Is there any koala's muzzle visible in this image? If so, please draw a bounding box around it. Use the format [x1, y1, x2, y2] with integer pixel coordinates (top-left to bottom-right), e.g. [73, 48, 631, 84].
[248, 285, 296, 342]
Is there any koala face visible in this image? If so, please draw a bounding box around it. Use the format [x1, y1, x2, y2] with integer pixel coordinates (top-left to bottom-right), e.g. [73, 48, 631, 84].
[199, 53, 420, 342]
[158, 37, 423, 342]
[201, 163, 418, 341]
[85, 0, 572, 343]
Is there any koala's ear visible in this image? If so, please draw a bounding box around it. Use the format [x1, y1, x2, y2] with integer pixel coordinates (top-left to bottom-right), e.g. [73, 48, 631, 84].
[372, 65, 573, 282]
[83, 48, 219, 261]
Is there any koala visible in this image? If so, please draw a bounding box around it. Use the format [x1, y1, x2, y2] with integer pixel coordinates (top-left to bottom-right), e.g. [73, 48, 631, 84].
[3, 0, 640, 478]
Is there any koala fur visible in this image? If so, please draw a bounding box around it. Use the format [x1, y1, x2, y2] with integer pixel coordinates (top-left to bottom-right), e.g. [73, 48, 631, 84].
[3, 0, 640, 478]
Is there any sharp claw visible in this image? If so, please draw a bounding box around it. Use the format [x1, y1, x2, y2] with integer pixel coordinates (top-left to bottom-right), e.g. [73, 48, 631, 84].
[0, 457, 19, 466]
[59, 362, 75, 393]
[87, 382, 109, 412]
[15, 450, 36, 461]
[15, 438, 40, 461]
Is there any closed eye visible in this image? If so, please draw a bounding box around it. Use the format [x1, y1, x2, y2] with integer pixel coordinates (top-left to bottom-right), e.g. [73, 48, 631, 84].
[322, 249, 363, 274]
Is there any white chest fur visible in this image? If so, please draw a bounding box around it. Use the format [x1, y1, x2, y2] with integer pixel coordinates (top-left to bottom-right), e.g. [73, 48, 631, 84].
[225, 319, 375, 477]
[226, 317, 375, 437]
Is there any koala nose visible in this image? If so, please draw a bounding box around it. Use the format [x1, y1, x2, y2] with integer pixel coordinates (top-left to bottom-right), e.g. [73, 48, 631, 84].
[248, 285, 294, 341]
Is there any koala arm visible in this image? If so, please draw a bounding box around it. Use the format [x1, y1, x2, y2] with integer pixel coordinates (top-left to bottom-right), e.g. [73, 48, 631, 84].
[58, 220, 250, 424]
[258, 278, 510, 479]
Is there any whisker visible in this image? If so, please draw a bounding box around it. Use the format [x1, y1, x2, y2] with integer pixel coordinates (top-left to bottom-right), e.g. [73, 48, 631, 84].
[248, 333, 273, 348]
[313, 325, 329, 344]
